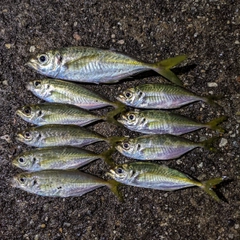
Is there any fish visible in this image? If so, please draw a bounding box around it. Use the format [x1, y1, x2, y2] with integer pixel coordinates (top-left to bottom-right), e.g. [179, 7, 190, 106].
[115, 134, 217, 160]
[16, 103, 105, 126]
[107, 161, 225, 202]
[116, 83, 218, 109]
[12, 146, 115, 171]
[11, 170, 121, 199]
[117, 109, 227, 135]
[16, 124, 124, 148]
[25, 46, 187, 86]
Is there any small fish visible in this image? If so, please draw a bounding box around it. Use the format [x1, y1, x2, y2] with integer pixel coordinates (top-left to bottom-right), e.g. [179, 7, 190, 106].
[115, 134, 217, 160]
[117, 109, 226, 135]
[107, 162, 224, 201]
[116, 83, 218, 109]
[12, 146, 115, 171]
[26, 79, 123, 110]
[26, 46, 186, 86]
[16, 103, 105, 126]
[16, 124, 124, 148]
[11, 170, 121, 198]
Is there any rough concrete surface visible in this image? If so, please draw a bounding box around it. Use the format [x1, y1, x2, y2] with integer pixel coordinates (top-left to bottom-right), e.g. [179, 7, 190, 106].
[0, 0, 240, 239]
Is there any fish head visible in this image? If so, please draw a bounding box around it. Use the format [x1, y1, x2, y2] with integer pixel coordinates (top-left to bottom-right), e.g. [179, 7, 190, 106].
[16, 128, 41, 147]
[115, 138, 136, 157]
[11, 172, 39, 193]
[12, 152, 37, 171]
[25, 50, 62, 78]
[116, 88, 139, 106]
[108, 164, 137, 184]
[26, 79, 53, 100]
[117, 109, 142, 128]
[16, 105, 42, 124]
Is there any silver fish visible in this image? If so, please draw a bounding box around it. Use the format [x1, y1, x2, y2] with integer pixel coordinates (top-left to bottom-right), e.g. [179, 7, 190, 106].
[107, 162, 224, 202]
[115, 134, 217, 160]
[16, 103, 105, 126]
[11, 170, 121, 198]
[116, 83, 218, 109]
[117, 109, 226, 135]
[26, 79, 120, 110]
[26, 46, 186, 86]
[12, 146, 115, 171]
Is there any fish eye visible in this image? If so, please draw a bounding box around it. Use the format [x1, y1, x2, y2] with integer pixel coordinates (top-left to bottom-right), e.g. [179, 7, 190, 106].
[125, 91, 132, 98]
[19, 177, 26, 183]
[24, 132, 31, 139]
[116, 168, 124, 174]
[18, 157, 25, 163]
[34, 81, 41, 87]
[38, 110, 42, 117]
[128, 114, 135, 121]
[123, 142, 130, 149]
[38, 54, 48, 64]
[23, 106, 31, 115]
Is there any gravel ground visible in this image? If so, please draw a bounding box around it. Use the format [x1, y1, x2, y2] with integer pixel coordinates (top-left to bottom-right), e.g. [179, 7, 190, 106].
[0, 0, 240, 239]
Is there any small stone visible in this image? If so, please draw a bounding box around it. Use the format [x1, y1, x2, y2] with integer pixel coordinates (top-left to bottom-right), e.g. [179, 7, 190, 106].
[73, 21, 78, 27]
[63, 222, 71, 227]
[111, 34, 115, 38]
[207, 82, 218, 87]
[234, 40, 240, 45]
[2, 80, 8, 85]
[219, 138, 228, 147]
[34, 235, 39, 240]
[40, 223, 46, 228]
[73, 32, 81, 41]
[235, 224, 239, 229]
[0, 135, 11, 143]
[228, 234, 234, 239]
[117, 39, 125, 44]
[29, 46, 36, 52]
[197, 162, 203, 168]
[176, 159, 182, 165]
[5, 43, 11, 49]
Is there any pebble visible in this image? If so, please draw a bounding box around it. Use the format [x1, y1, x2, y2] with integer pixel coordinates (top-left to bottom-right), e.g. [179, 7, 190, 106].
[5, 43, 12, 49]
[117, 39, 125, 44]
[207, 82, 218, 87]
[234, 40, 239, 45]
[235, 224, 239, 229]
[73, 32, 81, 41]
[2, 80, 8, 85]
[29, 46, 36, 52]
[219, 138, 228, 147]
[40, 223, 46, 228]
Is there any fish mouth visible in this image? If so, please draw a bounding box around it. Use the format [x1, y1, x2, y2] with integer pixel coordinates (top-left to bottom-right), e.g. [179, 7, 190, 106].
[15, 109, 23, 117]
[26, 81, 34, 91]
[16, 133, 24, 143]
[10, 177, 19, 188]
[25, 59, 39, 71]
[106, 169, 115, 178]
[115, 94, 125, 103]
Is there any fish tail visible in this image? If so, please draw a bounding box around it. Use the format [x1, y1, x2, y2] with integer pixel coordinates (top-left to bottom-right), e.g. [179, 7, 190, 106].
[151, 55, 187, 86]
[204, 95, 223, 107]
[201, 136, 219, 152]
[100, 148, 116, 167]
[107, 179, 123, 201]
[106, 102, 126, 127]
[108, 136, 127, 148]
[200, 177, 225, 202]
[206, 116, 227, 133]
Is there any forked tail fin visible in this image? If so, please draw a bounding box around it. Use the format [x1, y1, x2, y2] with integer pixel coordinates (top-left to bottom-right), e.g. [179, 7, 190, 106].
[107, 179, 123, 201]
[206, 116, 227, 133]
[151, 55, 187, 86]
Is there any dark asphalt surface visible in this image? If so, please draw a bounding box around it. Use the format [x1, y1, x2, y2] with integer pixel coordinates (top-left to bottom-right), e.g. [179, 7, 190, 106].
[0, 1, 240, 239]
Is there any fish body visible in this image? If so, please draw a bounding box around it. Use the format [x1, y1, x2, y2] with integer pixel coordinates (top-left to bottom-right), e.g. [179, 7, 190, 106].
[11, 170, 119, 198]
[117, 109, 226, 135]
[16, 124, 106, 148]
[26, 79, 116, 110]
[107, 162, 224, 201]
[116, 83, 214, 109]
[16, 103, 104, 126]
[12, 146, 105, 171]
[26, 46, 186, 86]
[116, 134, 216, 160]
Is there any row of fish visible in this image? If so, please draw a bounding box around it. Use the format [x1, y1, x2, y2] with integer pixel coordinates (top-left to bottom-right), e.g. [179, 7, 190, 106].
[12, 46, 225, 202]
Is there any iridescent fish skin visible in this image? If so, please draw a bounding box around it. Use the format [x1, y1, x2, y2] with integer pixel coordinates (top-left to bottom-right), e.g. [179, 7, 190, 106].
[12, 146, 106, 171]
[11, 170, 120, 198]
[115, 134, 216, 160]
[16, 124, 107, 148]
[26, 79, 116, 110]
[116, 83, 215, 109]
[16, 103, 104, 126]
[26, 46, 186, 86]
[107, 162, 224, 201]
[117, 109, 226, 135]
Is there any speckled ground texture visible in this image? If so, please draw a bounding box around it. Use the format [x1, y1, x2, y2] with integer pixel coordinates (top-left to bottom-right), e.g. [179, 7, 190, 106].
[0, 0, 240, 239]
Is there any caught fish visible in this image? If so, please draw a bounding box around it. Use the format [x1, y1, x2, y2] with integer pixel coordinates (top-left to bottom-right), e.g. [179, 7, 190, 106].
[26, 79, 124, 110]
[117, 109, 226, 135]
[26, 46, 186, 86]
[16, 103, 105, 126]
[11, 170, 121, 198]
[16, 124, 124, 148]
[115, 134, 217, 160]
[107, 162, 224, 201]
[116, 83, 218, 109]
[12, 146, 115, 171]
